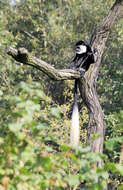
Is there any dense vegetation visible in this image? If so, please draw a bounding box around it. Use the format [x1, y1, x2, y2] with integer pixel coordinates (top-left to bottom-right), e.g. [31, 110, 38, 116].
[0, 0, 123, 189]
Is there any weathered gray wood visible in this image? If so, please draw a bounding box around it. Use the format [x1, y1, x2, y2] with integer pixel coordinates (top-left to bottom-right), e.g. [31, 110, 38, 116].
[78, 0, 123, 166]
[6, 46, 80, 80]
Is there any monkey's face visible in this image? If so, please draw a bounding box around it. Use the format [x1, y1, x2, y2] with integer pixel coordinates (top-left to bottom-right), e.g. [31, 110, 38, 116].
[76, 44, 87, 54]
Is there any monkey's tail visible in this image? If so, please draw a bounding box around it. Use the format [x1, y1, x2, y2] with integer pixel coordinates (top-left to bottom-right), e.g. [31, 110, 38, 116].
[70, 79, 80, 147]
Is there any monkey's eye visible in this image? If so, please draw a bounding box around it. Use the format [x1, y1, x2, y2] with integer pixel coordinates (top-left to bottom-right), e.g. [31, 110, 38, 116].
[76, 46, 80, 51]
[76, 46, 80, 49]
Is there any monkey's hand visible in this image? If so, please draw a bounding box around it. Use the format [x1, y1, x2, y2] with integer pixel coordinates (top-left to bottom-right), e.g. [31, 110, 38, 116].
[79, 68, 86, 76]
[92, 48, 98, 62]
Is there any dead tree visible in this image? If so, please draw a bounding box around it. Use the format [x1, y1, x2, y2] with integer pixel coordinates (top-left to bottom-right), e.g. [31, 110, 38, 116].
[6, 0, 123, 166]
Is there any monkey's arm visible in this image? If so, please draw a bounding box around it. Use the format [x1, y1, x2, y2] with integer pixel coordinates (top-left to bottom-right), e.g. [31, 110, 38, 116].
[68, 55, 77, 69]
[6, 46, 80, 81]
[69, 56, 84, 70]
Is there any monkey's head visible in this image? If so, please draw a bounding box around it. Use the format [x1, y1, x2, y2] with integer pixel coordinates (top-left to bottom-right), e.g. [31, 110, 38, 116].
[75, 40, 87, 55]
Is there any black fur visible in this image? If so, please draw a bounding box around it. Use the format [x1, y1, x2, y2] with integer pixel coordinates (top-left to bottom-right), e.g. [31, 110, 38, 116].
[69, 40, 95, 73]
[69, 41, 97, 146]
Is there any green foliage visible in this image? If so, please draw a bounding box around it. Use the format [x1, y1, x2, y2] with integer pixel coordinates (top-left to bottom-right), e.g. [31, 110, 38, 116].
[0, 80, 122, 189]
[105, 137, 123, 151]
[0, 0, 122, 189]
[0, 80, 108, 190]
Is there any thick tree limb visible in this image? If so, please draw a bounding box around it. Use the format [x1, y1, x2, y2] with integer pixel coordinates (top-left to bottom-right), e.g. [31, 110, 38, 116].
[78, 0, 123, 163]
[6, 46, 80, 80]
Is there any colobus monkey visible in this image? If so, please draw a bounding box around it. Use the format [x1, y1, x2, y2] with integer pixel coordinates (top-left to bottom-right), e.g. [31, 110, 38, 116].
[69, 40, 97, 72]
[69, 40, 97, 147]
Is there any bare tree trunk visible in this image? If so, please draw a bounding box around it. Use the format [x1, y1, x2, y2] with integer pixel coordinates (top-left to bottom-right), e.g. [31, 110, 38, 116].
[79, 0, 123, 165]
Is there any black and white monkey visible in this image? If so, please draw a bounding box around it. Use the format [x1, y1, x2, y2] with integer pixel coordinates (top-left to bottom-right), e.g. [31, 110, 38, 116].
[69, 40, 97, 147]
[69, 40, 96, 72]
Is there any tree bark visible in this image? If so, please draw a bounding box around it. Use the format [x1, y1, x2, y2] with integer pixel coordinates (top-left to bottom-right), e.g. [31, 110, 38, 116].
[6, 46, 80, 80]
[78, 0, 123, 164]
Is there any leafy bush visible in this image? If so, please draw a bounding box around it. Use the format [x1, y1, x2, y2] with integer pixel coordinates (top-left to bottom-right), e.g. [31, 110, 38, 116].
[0, 81, 122, 189]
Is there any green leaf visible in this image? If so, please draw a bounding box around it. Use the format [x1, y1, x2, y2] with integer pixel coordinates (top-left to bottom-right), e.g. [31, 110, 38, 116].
[51, 107, 61, 119]
[105, 137, 123, 151]
[115, 164, 123, 176]
[0, 137, 4, 144]
[104, 162, 116, 173]
[65, 175, 80, 187]
[40, 156, 53, 170]
[118, 184, 123, 190]
[9, 122, 22, 133]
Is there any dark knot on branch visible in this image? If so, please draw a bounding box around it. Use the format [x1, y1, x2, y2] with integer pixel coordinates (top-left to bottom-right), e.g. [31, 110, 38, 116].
[6, 46, 28, 64]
